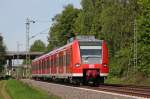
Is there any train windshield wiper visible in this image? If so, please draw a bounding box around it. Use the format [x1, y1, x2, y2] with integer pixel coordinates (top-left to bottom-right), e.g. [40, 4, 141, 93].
[82, 55, 101, 58]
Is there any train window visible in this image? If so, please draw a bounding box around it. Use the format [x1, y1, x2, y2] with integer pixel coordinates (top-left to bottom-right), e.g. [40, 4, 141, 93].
[59, 55, 61, 66]
[41, 60, 43, 72]
[53, 57, 54, 67]
[80, 49, 101, 56]
[79, 41, 101, 46]
[60, 55, 63, 67]
[53, 58, 54, 67]
[56, 54, 59, 67]
[79, 41, 102, 64]
[66, 53, 70, 66]
[59, 55, 61, 67]
[39, 61, 40, 73]
[36, 62, 37, 73]
[80, 49, 102, 64]
[62, 55, 63, 66]
[45, 59, 47, 69]
[35, 63, 37, 71]
[49, 58, 51, 67]
[52, 57, 53, 67]
[41, 60, 43, 70]
[51, 58, 52, 67]
[63, 53, 66, 67]
[42, 60, 44, 70]
[38, 62, 39, 72]
[41, 61, 42, 71]
[37, 62, 38, 71]
[35, 63, 36, 71]
[43, 60, 45, 69]
[44, 60, 46, 69]
[54, 57, 56, 67]
[34, 63, 35, 71]
[47, 59, 49, 69]
[33, 63, 34, 71]
[40, 61, 41, 70]
[54, 56, 56, 67]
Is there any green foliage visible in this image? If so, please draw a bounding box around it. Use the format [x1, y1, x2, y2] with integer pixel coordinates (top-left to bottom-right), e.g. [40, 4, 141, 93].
[0, 35, 6, 73]
[109, 46, 133, 77]
[136, 0, 150, 77]
[47, 0, 150, 84]
[23, 40, 46, 65]
[101, 0, 138, 56]
[30, 40, 46, 52]
[6, 80, 60, 99]
[47, 4, 80, 51]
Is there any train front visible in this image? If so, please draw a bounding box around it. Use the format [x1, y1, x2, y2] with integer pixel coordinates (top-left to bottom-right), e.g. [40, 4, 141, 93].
[72, 36, 109, 85]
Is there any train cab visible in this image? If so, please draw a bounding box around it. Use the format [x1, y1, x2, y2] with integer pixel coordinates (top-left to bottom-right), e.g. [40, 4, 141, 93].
[71, 36, 109, 84]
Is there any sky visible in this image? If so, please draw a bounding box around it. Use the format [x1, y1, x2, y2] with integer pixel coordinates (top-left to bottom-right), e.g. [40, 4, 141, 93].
[0, 0, 81, 51]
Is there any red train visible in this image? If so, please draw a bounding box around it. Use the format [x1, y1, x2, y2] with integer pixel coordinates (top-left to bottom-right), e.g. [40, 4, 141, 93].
[31, 36, 109, 85]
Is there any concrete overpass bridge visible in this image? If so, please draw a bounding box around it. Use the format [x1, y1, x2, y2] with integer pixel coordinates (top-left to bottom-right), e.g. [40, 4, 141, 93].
[5, 51, 44, 68]
[6, 51, 44, 59]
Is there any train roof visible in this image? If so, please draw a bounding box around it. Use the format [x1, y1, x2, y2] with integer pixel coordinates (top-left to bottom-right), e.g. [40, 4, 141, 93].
[32, 40, 75, 62]
[32, 36, 103, 62]
[67, 35, 101, 43]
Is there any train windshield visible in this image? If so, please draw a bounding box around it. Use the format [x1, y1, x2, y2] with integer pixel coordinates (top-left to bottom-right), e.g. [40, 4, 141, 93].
[79, 41, 102, 64]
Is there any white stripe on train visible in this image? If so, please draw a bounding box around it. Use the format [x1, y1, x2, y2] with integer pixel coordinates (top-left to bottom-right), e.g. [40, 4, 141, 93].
[32, 73, 108, 78]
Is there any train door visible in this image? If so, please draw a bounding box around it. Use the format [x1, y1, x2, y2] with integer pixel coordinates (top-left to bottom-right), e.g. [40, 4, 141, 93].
[66, 47, 73, 75]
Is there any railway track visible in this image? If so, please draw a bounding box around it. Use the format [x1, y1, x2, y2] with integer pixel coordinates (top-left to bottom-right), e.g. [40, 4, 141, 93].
[83, 84, 150, 98]
[34, 79, 150, 98]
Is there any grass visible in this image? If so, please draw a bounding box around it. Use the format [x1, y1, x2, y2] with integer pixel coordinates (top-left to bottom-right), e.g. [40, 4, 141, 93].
[0, 81, 4, 99]
[105, 75, 150, 86]
[6, 79, 60, 99]
[0, 80, 11, 99]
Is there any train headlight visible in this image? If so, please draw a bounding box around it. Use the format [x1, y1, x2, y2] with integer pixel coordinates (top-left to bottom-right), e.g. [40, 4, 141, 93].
[75, 63, 80, 67]
[103, 64, 108, 67]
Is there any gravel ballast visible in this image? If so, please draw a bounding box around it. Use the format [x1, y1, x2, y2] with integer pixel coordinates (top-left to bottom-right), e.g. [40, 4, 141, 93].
[22, 79, 142, 99]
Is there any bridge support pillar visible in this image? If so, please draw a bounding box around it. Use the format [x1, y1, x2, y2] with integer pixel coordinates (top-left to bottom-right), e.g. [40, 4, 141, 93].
[8, 59, 12, 69]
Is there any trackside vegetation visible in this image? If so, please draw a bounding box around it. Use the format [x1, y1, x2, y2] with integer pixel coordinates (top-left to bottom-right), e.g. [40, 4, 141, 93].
[0, 35, 6, 75]
[46, 0, 150, 85]
[6, 80, 60, 99]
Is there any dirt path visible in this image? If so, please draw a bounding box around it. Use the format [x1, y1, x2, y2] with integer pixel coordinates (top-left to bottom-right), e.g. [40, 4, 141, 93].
[0, 81, 11, 99]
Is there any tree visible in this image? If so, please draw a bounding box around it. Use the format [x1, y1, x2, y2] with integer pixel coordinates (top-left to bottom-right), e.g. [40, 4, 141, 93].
[46, 0, 150, 83]
[30, 40, 46, 52]
[74, 0, 103, 36]
[136, 0, 150, 77]
[47, 4, 80, 51]
[0, 34, 6, 73]
[23, 40, 46, 65]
